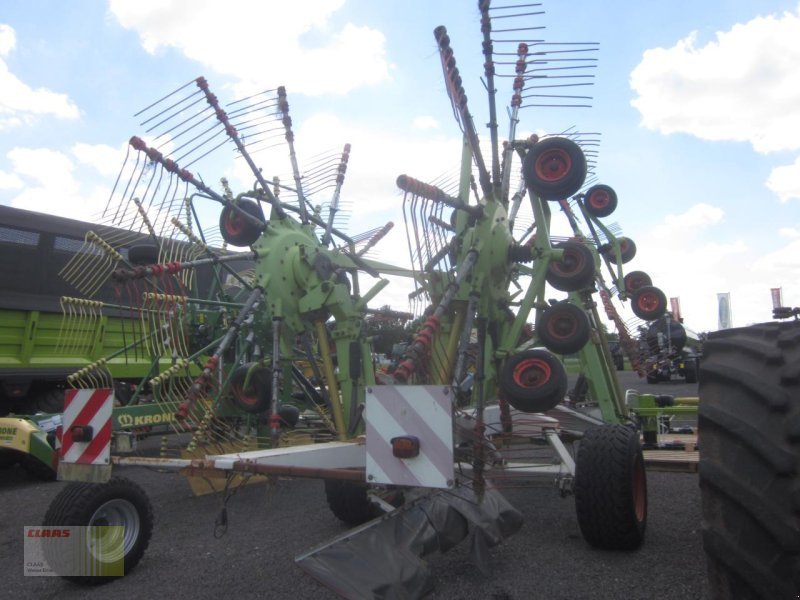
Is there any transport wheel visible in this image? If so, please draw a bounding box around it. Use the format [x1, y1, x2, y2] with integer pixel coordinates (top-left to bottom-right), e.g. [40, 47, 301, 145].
[0, 450, 21, 468]
[536, 302, 591, 355]
[546, 241, 596, 292]
[699, 321, 800, 600]
[219, 199, 264, 247]
[229, 363, 272, 414]
[623, 270, 652, 294]
[631, 286, 667, 321]
[583, 184, 617, 218]
[683, 359, 698, 384]
[324, 479, 404, 526]
[43, 476, 154, 584]
[574, 424, 647, 550]
[522, 137, 587, 201]
[498, 349, 567, 413]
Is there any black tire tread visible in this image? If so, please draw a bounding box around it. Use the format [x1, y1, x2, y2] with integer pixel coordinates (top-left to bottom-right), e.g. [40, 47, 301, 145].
[43, 476, 154, 584]
[699, 320, 800, 599]
[574, 424, 646, 550]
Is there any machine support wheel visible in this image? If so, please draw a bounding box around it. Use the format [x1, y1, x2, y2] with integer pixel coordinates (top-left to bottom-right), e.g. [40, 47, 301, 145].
[536, 302, 591, 355]
[219, 199, 265, 247]
[583, 184, 618, 218]
[574, 424, 647, 550]
[498, 349, 567, 413]
[699, 321, 800, 599]
[546, 241, 596, 292]
[522, 137, 587, 200]
[631, 286, 668, 321]
[229, 363, 272, 414]
[623, 270, 652, 295]
[324, 479, 403, 526]
[43, 476, 154, 584]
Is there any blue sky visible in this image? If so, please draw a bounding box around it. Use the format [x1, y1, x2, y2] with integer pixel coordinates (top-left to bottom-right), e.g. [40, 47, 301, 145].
[1, 0, 799, 333]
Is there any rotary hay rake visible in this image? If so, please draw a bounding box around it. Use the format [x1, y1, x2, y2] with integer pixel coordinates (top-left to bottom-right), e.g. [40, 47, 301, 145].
[41, 2, 672, 596]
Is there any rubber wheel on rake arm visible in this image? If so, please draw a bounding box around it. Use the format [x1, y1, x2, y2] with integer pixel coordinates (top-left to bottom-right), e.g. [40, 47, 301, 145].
[536, 302, 591, 355]
[324, 479, 404, 526]
[699, 321, 800, 600]
[42, 476, 154, 584]
[498, 349, 567, 413]
[623, 270, 652, 295]
[522, 137, 587, 201]
[602, 237, 636, 265]
[127, 244, 160, 266]
[546, 241, 596, 292]
[631, 286, 668, 321]
[229, 363, 272, 414]
[574, 424, 647, 550]
[583, 184, 618, 218]
[219, 199, 264, 247]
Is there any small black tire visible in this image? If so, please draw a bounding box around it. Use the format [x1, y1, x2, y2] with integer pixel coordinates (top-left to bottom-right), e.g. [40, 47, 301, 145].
[324, 479, 403, 526]
[522, 137, 587, 201]
[574, 424, 647, 550]
[229, 363, 272, 414]
[623, 270, 652, 295]
[42, 476, 154, 584]
[546, 241, 596, 292]
[127, 244, 160, 266]
[699, 321, 800, 600]
[601, 237, 636, 265]
[631, 286, 668, 321]
[219, 199, 265, 247]
[536, 302, 591, 355]
[498, 349, 567, 413]
[583, 184, 618, 218]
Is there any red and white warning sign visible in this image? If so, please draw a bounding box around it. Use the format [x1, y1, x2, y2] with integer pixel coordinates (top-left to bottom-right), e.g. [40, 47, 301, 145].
[59, 388, 114, 465]
[365, 385, 454, 489]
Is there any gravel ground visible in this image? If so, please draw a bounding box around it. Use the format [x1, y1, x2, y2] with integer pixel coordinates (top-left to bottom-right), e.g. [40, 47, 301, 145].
[1, 371, 707, 599]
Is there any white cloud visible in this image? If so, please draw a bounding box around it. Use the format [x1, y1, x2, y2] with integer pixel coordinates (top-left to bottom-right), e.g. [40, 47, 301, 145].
[0, 23, 16, 56]
[413, 116, 439, 131]
[0, 168, 23, 190]
[4, 147, 108, 221]
[631, 6, 800, 154]
[0, 24, 80, 128]
[766, 156, 800, 202]
[651, 202, 724, 240]
[779, 226, 800, 238]
[72, 143, 125, 177]
[108, 0, 390, 96]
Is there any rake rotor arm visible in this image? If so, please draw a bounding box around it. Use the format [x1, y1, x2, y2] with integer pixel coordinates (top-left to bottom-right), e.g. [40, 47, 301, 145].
[194, 77, 287, 219]
[129, 136, 267, 232]
[110, 251, 259, 283]
[322, 143, 352, 247]
[397, 175, 483, 218]
[434, 26, 493, 198]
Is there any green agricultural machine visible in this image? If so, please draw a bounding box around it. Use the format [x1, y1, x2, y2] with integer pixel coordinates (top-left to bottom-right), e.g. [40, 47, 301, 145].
[19, 3, 679, 596]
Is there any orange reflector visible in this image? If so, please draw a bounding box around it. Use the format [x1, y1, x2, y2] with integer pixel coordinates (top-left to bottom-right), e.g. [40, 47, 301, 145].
[390, 435, 420, 459]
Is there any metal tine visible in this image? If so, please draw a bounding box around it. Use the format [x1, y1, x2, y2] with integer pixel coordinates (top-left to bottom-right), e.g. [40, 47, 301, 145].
[226, 96, 280, 119]
[154, 107, 217, 149]
[226, 86, 279, 108]
[134, 77, 202, 120]
[145, 95, 209, 136]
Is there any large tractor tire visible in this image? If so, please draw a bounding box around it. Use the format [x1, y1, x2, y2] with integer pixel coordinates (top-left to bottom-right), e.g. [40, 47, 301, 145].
[43, 476, 154, 584]
[574, 424, 647, 550]
[698, 321, 800, 599]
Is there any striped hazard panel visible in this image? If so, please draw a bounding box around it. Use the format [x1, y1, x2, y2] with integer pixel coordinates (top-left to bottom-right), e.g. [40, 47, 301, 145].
[59, 388, 114, 465]
[366, 385, 453, 489]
